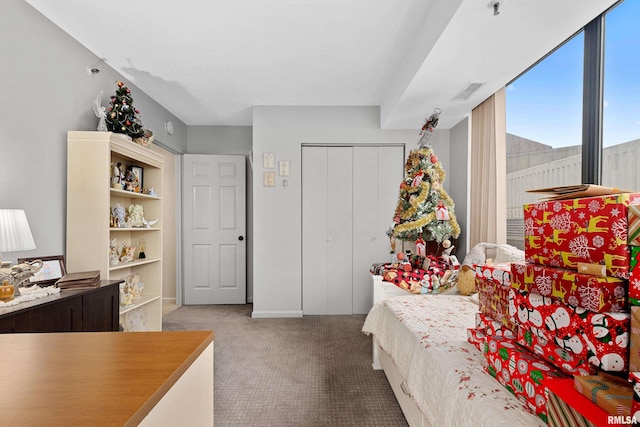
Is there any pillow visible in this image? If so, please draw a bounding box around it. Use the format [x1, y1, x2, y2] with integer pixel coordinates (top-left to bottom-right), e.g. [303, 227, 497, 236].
[493, 244, 525, 264]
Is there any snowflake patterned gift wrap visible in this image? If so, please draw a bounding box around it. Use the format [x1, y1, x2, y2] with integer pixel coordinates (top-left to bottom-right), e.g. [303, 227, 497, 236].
[574, 373, 633, 417]
[510, 290, 631, 372]
[524, 193, 640, 279]
[517, 326, 594, 376]
[483, 335, 568, 422]
[510, 262, 628, 313]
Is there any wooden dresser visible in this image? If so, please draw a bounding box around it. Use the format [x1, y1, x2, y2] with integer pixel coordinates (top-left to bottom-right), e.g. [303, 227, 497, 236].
[0, 330, 214, 426]
[0, 280, 121, 333]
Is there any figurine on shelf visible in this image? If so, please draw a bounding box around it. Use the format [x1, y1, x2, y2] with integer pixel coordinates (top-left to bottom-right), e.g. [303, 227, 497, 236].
[127, 204, 145, 228]
[119, 239, 136, 263]
[109, 239, 120, 266]
[112, 204, 126, 228]
[146, 187, 157, 197]
[112, 162, 123, 189]
[138, 240, 146, 259]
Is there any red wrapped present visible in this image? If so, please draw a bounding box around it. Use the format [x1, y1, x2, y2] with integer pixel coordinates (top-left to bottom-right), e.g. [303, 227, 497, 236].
[629, 204, 640, 246]
[546, 378, 611, 427]
[475, 312, 516, 339]
[510, 262, 627, 313]
[474, 262, 513, 287]
[477, 276, 517, 331]
[517, 325, 594, 376]
[466, 327, 485, 352]
[524, 193, 640, 279]
[510, 289, 630, 372]
[630, 246, 640, 305]
[574, 374, 633, 417]
[484, 335, 568, 422]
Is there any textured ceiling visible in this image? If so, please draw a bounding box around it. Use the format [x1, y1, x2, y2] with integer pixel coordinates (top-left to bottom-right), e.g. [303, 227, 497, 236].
[25, 0, 618, 129]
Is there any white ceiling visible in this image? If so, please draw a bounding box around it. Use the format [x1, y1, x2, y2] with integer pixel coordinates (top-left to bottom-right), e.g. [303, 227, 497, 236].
[25, 0, 618, 129]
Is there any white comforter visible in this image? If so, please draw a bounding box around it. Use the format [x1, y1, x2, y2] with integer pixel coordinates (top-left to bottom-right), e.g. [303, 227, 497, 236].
[362, 294, 544, 427]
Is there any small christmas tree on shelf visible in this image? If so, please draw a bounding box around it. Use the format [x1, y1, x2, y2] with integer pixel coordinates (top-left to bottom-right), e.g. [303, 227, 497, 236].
[105, 81, 146, 139]
[391, 108, 460, 255]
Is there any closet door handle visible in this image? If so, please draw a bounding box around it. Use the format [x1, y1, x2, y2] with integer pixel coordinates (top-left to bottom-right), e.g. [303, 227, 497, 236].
[238, 236, 244, 241]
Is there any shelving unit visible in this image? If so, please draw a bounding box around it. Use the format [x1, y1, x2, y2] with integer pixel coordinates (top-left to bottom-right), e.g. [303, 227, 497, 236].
[66, 131, 164, 331]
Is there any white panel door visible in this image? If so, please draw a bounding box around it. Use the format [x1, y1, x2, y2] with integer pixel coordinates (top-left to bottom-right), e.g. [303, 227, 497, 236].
[302, 147, 329, 314]
[327, 147, 353, 314]
[183, 154, 246, 304]
[302, 146, 353, 315]
[352, 146, 404, 314]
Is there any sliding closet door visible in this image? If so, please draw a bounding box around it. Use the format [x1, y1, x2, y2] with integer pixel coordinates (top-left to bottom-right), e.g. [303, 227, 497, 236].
[352, 146, 404, 313]
[302, 146, 353, 315]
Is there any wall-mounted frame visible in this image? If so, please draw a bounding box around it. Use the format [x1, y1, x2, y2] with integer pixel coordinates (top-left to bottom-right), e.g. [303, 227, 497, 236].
[278, 160, 290, 176]
[17, 255, 67, 287]
[263, 171, 275, 187]
[263, 152, 275, 169]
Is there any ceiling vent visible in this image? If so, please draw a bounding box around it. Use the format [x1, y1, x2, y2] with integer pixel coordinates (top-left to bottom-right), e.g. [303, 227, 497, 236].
[452, 82, 485, 101]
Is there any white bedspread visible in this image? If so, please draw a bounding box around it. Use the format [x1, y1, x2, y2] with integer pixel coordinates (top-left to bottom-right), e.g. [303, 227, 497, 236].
[362, 294, 544, 427]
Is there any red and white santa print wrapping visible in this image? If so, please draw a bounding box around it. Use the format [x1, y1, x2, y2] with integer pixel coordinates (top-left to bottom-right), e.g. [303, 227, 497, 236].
[509, 289, 630, 372]
[510, 262, 627, 313]
[524, 193, 640, 279]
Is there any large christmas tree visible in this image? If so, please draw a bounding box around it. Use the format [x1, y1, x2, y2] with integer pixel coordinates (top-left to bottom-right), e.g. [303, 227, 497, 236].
[105, 81, 145, 139]
[392, 109, 461, 252]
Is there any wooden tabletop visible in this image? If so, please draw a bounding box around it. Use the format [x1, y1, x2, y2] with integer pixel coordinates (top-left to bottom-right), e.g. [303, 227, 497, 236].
[0, 330, 214, 426]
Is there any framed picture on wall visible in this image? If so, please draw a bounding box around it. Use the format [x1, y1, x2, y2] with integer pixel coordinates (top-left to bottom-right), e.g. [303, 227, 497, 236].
[17, 255, 67, 287]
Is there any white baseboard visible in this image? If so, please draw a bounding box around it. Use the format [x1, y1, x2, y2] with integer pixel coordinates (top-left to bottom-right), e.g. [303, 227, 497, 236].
[162, 297, 177, 305]
[251, 310, 303, 318]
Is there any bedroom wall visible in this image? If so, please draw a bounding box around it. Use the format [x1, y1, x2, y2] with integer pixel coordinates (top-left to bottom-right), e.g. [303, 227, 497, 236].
[449, 116, 470, 258]
[251, 106, 458, 317]
[0, 0, 186, 271]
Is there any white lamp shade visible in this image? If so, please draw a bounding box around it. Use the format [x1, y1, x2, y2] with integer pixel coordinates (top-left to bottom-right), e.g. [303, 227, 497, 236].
[0, 209, 37, 252]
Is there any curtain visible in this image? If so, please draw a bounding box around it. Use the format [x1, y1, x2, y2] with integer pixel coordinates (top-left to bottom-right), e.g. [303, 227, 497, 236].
[469, 88, 506, 247]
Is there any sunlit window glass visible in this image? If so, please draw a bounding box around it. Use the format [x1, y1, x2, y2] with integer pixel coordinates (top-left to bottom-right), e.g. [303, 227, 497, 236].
[602, 0, 640, 190]
[505, 33, 584, 249]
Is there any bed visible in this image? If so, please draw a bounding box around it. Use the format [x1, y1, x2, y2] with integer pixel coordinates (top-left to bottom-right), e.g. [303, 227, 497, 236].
[363, 275, 545, 427]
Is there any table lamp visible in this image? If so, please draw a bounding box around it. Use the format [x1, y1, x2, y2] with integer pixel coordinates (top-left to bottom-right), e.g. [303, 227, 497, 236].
[0, 209, 37, 301]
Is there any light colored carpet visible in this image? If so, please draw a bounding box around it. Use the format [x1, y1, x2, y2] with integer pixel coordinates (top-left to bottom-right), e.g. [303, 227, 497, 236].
[162, 304, 409, 427]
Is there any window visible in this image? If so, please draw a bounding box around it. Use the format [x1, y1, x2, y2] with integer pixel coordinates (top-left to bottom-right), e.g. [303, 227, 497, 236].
[505, 33, 584, 248]
[602, 0, 640, 189]
[505, 0, 636, 249]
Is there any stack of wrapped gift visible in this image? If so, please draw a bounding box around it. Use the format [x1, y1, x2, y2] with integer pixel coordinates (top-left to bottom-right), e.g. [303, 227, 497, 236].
[518, 192, 640, 422]
[516, 192, 639, 375]
[468, 262, 574, 422]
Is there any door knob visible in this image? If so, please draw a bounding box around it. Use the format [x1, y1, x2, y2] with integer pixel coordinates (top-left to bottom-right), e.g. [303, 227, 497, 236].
[238, 236, 244, 241]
